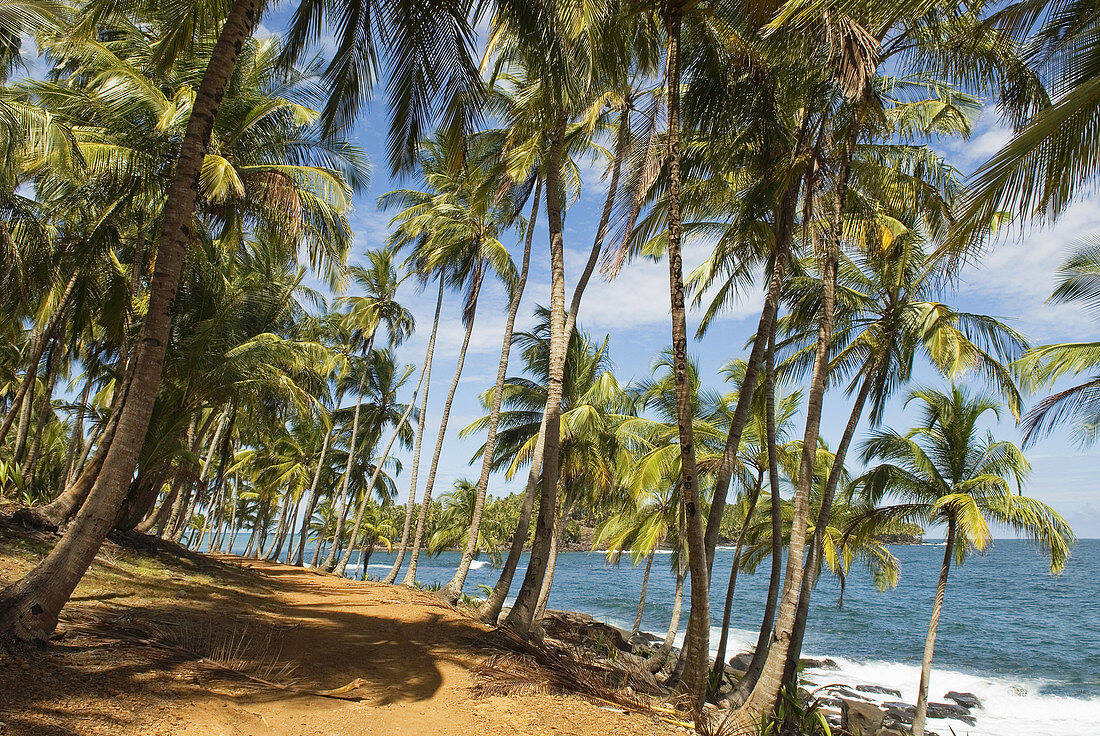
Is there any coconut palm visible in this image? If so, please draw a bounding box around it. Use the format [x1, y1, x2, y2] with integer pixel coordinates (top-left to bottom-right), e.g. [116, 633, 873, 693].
[428, 479, 506, 567]
[855, 385, 1074, 736]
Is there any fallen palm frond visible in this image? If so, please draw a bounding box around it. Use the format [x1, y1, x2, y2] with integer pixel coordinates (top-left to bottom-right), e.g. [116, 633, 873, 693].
[474, 625, 666, 716]
[61, 611, 367, 701]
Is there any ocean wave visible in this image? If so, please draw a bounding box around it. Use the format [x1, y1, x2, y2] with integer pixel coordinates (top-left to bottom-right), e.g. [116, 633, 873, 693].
[470, 560, 489, 569]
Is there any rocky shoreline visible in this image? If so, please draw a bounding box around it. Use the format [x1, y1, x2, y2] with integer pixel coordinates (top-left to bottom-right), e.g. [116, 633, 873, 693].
[539, 609, 982, 736]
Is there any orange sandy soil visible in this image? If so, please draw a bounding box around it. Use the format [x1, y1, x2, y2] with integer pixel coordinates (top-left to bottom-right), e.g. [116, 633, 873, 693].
[0, 522, 680, 736]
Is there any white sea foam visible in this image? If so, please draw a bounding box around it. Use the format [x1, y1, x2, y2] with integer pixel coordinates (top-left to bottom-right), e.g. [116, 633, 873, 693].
[797, 654, 1100, 736]
[470, 560, 489, 570]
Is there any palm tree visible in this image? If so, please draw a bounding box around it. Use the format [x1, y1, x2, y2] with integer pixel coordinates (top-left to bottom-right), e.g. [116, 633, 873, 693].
[1017, 238, 1100, 446]
[856, 385, 1074, 736]
[381, 134, 517, 585]
[428, 479, 506, 567]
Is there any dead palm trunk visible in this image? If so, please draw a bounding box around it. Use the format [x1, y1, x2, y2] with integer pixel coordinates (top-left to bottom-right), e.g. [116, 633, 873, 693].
[403, 273, 483, 585]
[322, 332, 378, 572]
[633, 548, 656, 636]
[739, 139, 850, 720]
[0, 0, 261, 644]
[336, 369, 425, 576]
[292, 430, 331, 566]
[912, 519, 954, 736]
[502, 112, 569, 633]
[384, 279, 443, 583]
[441, 180, 542, 603]
[712, 470, 764, 682]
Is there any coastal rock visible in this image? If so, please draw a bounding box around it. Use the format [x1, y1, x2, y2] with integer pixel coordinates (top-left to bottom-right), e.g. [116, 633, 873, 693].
[856, 684, 903, 698]
[944, 691, 982, 709]
[801, 656, 841, 671]
[541, 611, 632, 653]
[875, 727, 907, 736]
[841, 698, 885, 735]
[728, 651, 753, 675]
[883, 702, 915, 724]
[926, 702, 976, 726]
[827, 686, 873, 701]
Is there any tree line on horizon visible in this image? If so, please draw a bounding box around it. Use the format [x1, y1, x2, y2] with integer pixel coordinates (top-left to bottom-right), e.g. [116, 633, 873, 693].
[1, 0, 1098, 732]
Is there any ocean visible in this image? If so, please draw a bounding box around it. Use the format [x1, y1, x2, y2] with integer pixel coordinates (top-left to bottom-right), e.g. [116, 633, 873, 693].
[236, 537, 1100, 735]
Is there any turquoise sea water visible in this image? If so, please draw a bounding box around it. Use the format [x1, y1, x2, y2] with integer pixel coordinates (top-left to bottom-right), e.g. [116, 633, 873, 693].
[231, 537, 1100, 735]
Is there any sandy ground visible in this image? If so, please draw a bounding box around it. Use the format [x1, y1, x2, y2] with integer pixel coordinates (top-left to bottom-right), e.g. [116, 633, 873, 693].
[0, 525, 679, 736]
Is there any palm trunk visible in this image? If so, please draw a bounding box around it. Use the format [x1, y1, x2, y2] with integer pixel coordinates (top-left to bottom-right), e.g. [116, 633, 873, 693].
[442, 175, 545, 602]
[913, 520, 955, 736]
[0, 0, 260, 644]
[61, 378, 93, 489]
[702, 197, 794, 573]
[732, 335, 783, 706]
[384, 279, 443, 583]
[648, 545, 686, 674]
[403, 274, 482, 585]
[740, 140, 850, 720]
[712, 470, 764, 682]
[781, 352, 884, 688]
[0, 273, 78, 449]
[264, 490, 295, 560]
[322, 331, 378, 572]
[533, 496, 570, 623]
[633, 548, 656, 636]
[170, 411, 228, 542]
[662, 13, 708, 708]
[502, 112, 569, 634]
[337, 371, 424, 575]
[138, 475, 181, 535]
[22, 340, 63, 485]
[292, 429, 331, 566]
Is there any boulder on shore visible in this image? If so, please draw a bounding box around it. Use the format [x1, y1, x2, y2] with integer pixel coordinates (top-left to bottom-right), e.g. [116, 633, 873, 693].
[856, 684, 903, 698]
[944, 691, 982, 709]
[926, 701, 976, 726]
[841, 698, 885, 735]
[801, 656, 841, 671]
[541, 610, 632, 653]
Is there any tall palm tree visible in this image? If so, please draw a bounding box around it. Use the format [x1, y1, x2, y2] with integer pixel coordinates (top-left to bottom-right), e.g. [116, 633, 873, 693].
[856, 385, 1074, 736]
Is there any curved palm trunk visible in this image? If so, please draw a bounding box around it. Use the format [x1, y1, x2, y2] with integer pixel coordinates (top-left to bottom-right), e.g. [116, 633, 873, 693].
[292, 430, 331, 566]
[322, 332, 378, 572]
[740, 141, 850, 720]
[662, 15, 709, 709]
[136, 475, 181, 535]
[712, 471, 764, 682]
[441, 179, 542, 603]
[264, 489, 296, 560]
[0, 0, 261, 644]
[170, 411, 229, 542]
[502, 113, 569, 633]
[402, 275, 482, 585]
[384, 280, 443, 583]
[732, 337, 783, 707]
[633, 548, 656, 636]
[61, 377, 92, 488]
[532, 496, 570, 623]
[336, 369, 425, 576]
[781, 353, 884, 687]
[913, 521, 955, 736]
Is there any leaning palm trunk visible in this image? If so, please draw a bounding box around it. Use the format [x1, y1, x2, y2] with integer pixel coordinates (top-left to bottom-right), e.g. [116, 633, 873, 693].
[532, 497, 570, 623]
[384, 285, 442, 583]
[292, 430, 331, 566]
[662, 15, 709, 709]
[61, 377, 93, 488]
[633, 548, 656, 636]
[912, 521, 955, 736]
[739, 140, 850, 720]
[712, 472, 763, 682]
[264, 490, 296, 560]
[403, 275, 483, 585]
[0, 0, 260, 644]
[732, 336, 783, 707]
[23, 342, 63, 485]
[502, 113, 569, 634]
[781, 352, 884, 687]
[322, 333, 378, 572]
[441, 179, 543, 603]
[170, 411, 230, 542]
[336, 367, 426, 576]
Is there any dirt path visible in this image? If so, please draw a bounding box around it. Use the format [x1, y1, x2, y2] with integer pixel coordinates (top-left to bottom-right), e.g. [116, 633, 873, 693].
[0, 530, 678, 736]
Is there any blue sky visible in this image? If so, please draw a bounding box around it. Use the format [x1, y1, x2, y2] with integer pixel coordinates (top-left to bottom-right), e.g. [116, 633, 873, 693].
[257, 12, 1098, 540]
